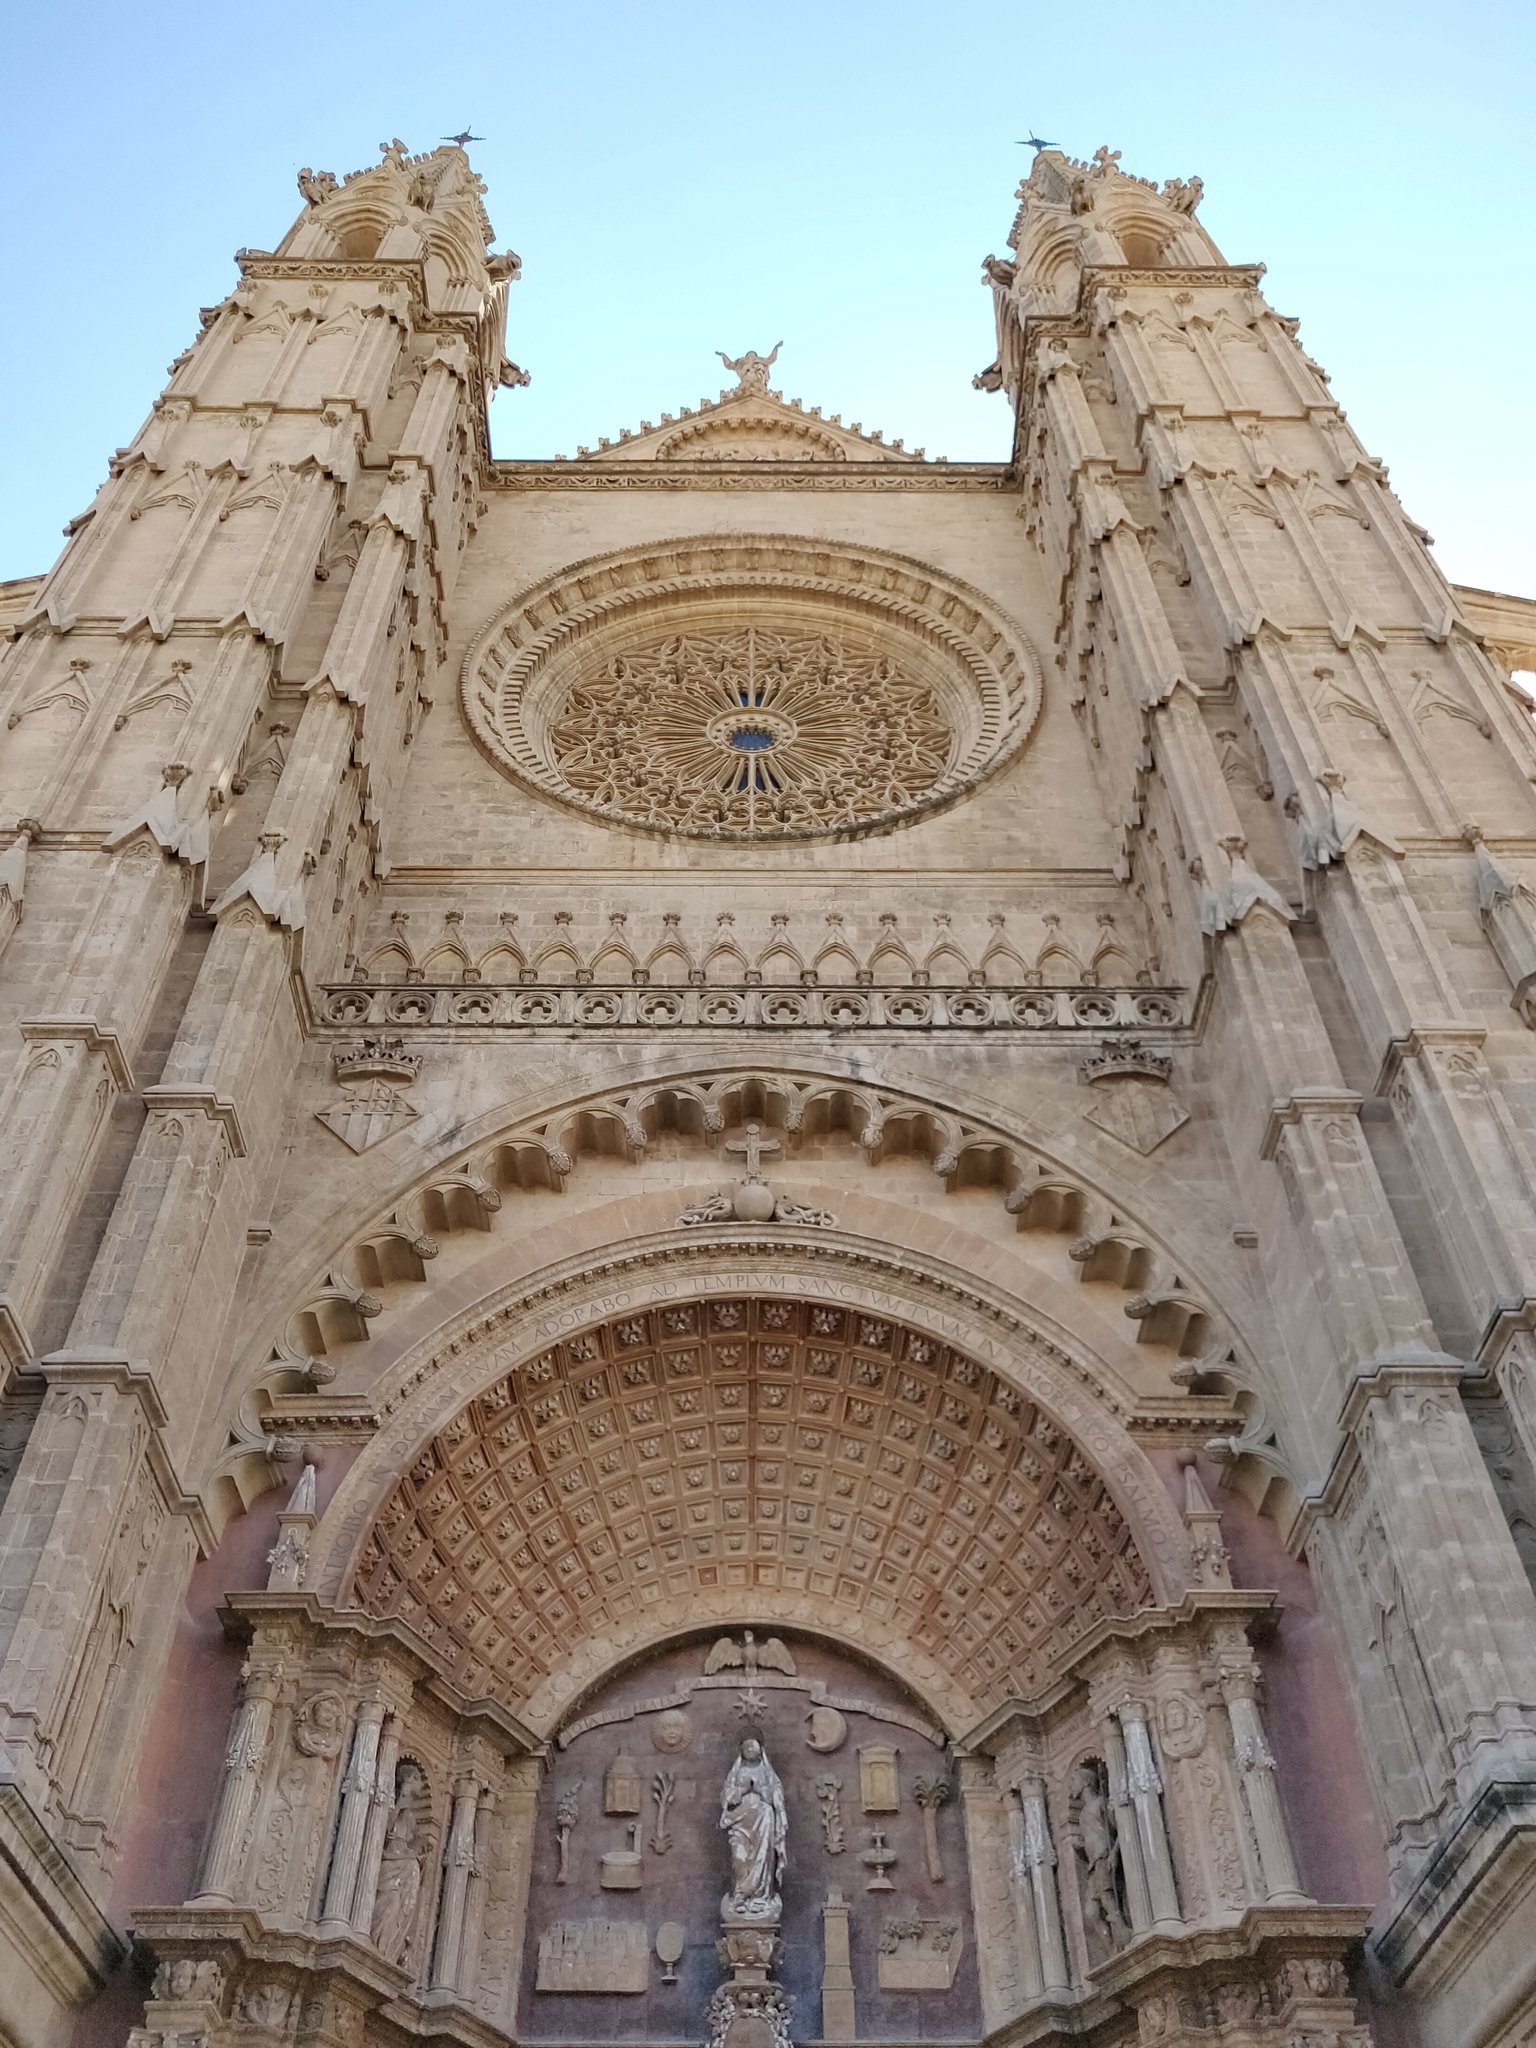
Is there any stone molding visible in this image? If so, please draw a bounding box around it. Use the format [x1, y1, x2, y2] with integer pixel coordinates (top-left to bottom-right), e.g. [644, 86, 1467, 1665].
[319, 981, 1186, 1035]
[491, 461, 1009, 493]
[1370, 1777, 1536, 2038]
[33, 1350, 217, 1554]
[16, 1016, 134, 1093]
[140, 1085, 249, 1159]
[0, 1755, 128, 2005]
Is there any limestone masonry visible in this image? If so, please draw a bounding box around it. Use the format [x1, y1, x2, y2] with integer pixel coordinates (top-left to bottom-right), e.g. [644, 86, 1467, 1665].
[2, 137, 1536, 2048]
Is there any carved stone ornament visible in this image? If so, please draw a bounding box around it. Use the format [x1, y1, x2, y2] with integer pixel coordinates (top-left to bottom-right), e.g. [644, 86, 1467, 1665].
[1079, 1036, 1174, 1085]
[816, 1777, 847, 1853]
[806, 1705, 847, 1752]
[1082, 1076, 1189, 1155]
[459, 536, 1043, 843]
[651, 1708, 693, 1754]
[680, 1127, 839, 1226]
[293, 1689, 347, 1758]
[332, 1036, 422, 1084]
[706, 1979, 793, 2048]
[537, 1918, 650, 1992]
[604, 1750, 643, 1814]
[316, 1077, 420, 1154]
[877, 1916, 963, 1990]
[600, 1820, 643, 1887]
[858, 1742, 900, 1812]
[706, 1628, 797, 1678]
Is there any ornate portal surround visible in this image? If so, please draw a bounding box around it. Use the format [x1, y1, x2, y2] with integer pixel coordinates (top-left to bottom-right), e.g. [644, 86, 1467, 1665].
[459, 536, 1045, 840]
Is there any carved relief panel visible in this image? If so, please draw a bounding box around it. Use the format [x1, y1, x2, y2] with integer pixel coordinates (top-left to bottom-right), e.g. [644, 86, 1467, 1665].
[516, 1633, 978, 2043]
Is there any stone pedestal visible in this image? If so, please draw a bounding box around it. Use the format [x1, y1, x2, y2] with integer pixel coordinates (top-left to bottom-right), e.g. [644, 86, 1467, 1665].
[710, 1913, 792, 2048]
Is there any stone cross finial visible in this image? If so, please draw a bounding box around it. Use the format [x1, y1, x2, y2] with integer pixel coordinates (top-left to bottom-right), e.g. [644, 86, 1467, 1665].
[724, 1123, 780, 1182]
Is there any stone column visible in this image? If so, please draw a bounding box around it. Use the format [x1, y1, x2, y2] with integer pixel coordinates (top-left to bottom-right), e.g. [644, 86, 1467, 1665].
[1001, 1781, 1045, 2001]
[1101, 1718, 1151, 1935]
[350, 1714, 401, 1938]
[1117, 1701, 1180, 1929]
[1017, 1777, 1071, 1993]
[458, 1790, 492, 2001]
[192, 1648, 282, 1903]
[820, 1890, 856, 2040]
[1220, 1671, 1307, 1904]
[319, 1697, 386, 1929]
[430, 1774, 482, 1993]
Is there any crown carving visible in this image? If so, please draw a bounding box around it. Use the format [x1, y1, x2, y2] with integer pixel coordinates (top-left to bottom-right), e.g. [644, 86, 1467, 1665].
[1078, 1037, 1173, 1085]
[333, 1036, 422, 1085]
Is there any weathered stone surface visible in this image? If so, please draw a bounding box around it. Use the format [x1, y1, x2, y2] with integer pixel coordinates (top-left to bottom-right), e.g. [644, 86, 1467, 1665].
[2, 133, 1536, 2048]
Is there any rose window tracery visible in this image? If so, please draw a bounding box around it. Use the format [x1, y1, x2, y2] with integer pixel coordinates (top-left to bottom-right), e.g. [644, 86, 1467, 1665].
[459, 537, 1045, 841]
[545, 625, 953, 834]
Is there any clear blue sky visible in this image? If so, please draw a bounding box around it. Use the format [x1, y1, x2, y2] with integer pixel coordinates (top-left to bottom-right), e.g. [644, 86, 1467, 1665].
[2, 0, 1531, 595]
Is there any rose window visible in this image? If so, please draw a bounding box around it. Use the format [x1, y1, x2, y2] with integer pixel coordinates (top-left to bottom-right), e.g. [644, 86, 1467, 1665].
[544, 626, 953, 834]
[459, 537, 1045, 841]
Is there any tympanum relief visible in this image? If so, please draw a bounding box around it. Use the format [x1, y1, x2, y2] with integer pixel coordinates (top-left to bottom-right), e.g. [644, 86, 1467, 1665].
[517, 1632, 976, 2042]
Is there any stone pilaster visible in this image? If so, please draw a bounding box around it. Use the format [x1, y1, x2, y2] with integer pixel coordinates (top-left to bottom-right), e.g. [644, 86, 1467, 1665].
[958, 1755, 1035, 2026]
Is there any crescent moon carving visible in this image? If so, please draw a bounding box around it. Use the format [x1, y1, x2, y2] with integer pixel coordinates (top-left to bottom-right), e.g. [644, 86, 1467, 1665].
[805, 1705, 848, 1753]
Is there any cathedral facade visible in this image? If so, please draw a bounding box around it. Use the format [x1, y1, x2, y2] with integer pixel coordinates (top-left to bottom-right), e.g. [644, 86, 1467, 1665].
[3, 137, 1536, 2048]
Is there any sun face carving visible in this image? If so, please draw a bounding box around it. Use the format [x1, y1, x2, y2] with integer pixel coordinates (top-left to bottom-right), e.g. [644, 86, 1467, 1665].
[459, 536, 1045, 842]
[544, 625, 954, 835]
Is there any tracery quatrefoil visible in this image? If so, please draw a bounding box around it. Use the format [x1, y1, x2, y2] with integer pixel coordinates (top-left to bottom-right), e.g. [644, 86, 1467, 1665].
[545, 626, 953, 835]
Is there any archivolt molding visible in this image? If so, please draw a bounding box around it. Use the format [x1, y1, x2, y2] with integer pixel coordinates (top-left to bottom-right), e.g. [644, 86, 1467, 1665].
[457, 534, 1044, 841]
[305, 1237, 1195, 1735]
[266, 1066, 1242, 1391]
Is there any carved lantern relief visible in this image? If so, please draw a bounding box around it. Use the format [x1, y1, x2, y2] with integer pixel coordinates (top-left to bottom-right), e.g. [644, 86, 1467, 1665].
[518, 1634, 979, 2043]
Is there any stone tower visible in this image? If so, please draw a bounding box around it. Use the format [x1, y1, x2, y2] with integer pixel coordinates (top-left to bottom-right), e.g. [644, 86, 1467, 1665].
[1, 138, 1535, 2048]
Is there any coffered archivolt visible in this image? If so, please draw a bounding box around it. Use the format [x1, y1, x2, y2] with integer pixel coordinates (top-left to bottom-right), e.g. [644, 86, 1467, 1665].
[227, 1063, 1287, 1525]
[304, 1247, 1195, 1735]
[457, 534, 1044, 841]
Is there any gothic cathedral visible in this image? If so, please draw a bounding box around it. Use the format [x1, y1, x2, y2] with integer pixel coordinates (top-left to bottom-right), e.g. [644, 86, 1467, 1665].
[3, 138, 1536, 2048]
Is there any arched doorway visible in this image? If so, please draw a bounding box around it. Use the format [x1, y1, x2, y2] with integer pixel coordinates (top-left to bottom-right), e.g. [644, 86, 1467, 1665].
[133, 1274, 1367, 2048]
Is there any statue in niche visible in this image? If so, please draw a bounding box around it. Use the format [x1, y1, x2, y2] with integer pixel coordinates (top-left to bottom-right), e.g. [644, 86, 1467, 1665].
[720, 1736, 788, 1920]
[1069, 1761, 1128, 1962]
[371, 1763, 429, 1964]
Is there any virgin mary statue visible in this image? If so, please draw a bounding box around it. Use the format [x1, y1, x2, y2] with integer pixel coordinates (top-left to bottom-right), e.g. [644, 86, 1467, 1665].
[720, 1736, 788, 1920]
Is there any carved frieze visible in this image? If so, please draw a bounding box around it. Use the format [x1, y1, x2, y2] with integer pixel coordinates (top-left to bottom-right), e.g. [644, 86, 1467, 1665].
[321, 980, 1186, 1034]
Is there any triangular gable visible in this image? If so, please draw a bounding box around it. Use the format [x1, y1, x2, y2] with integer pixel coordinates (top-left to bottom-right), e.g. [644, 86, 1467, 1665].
[572, 349, 935, 465]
